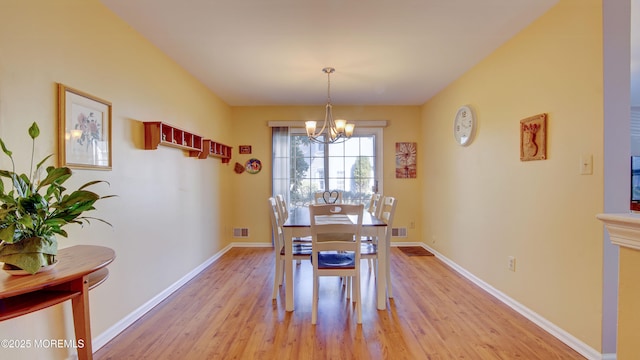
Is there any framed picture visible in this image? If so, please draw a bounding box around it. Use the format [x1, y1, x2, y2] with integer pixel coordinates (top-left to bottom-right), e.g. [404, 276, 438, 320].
[520, 113, 547, 161]
[395, 142, 417, 178]
[58, 84, 112, 170]
[239, 145, 252, 154]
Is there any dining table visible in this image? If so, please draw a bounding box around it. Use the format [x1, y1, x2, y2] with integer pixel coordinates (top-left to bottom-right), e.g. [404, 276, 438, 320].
[282, 206, 389, 312]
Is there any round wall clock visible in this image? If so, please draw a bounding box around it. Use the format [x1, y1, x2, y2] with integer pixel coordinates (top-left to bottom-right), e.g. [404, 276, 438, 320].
[453, 105, 476, 146]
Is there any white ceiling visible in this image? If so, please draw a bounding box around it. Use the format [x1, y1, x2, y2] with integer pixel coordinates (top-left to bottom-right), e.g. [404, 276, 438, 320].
[102, 0, 640, 107]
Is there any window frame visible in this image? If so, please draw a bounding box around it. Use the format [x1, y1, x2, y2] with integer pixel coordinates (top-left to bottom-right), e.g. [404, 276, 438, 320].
[287, 127, 383, 204]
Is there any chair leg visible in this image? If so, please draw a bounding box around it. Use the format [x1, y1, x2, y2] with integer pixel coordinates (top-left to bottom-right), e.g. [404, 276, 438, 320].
[355, 273, 362, 324]
[386, 259, 393, 298]
[346, 276, 351, 299]
[373, 259, 378, 277]
[312, 272, 319, 325]
[273, 258, 282, 300]
[351, 276, 356, 303]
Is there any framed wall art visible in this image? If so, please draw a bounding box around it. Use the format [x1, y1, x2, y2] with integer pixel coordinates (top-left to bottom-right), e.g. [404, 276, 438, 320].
[395, 142, 417, 178]
[58, 84, 112, 170]
[520, 113, 547, 161]
[239, 145, 252, 154]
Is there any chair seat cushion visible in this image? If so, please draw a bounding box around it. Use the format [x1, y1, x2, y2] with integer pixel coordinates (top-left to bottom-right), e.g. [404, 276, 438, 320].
[317, 252, 355, 269]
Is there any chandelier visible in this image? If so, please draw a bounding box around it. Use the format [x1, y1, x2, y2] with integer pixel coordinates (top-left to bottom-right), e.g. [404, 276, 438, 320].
[305, 67, 354, 144]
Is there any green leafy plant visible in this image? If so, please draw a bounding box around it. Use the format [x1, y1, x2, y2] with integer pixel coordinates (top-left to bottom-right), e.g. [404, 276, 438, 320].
[0, 122, 113, 274]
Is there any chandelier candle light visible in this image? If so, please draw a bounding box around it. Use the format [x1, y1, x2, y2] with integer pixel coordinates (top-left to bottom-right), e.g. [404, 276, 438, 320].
[305, 67, 355, 144]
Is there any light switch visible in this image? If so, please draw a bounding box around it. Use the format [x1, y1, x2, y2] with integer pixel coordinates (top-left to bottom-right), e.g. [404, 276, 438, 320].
[580, 154, 593, 175]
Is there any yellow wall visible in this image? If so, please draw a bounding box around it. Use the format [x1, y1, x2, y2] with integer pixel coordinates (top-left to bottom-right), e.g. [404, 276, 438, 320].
[0, 1, 233, 358]
[618, 247, 640, 358]
[421, 0, 603, 351]
[0, 0, 612, 358]
[231, 105, 423, 244]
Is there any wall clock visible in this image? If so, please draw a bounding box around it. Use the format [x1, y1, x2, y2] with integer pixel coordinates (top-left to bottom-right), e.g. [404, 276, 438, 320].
[453, 105, 476, 146]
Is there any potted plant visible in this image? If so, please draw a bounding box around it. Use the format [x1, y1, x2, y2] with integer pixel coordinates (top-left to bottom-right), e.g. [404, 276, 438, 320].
[0, 122, 113, 274]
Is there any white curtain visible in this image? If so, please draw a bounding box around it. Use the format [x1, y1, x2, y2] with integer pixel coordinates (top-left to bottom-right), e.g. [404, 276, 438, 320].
[272, 127, 290, 206]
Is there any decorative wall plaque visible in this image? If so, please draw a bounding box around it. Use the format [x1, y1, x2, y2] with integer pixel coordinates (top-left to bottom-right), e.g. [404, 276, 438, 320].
[520, 113, 547, 161]
[395, 142, 417, 178]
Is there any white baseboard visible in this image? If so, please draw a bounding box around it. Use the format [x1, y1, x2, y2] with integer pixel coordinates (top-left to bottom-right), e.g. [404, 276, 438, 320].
[419, 243, 611, 360]
[92, 241, 613, 360]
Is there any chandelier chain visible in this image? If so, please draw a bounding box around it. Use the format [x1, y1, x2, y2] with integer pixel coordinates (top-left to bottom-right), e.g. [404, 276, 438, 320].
[327, 69, 332, 104]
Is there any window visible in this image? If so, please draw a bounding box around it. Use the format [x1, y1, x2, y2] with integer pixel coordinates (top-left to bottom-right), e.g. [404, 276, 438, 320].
[273, 127, 382, 208]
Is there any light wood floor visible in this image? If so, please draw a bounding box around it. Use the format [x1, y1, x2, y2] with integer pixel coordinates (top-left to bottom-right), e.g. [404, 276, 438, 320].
[95, 247, 585, 359]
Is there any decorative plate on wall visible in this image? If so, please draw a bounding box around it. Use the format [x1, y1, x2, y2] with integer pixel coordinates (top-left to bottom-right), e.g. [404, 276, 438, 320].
[245, 158, 262, 174]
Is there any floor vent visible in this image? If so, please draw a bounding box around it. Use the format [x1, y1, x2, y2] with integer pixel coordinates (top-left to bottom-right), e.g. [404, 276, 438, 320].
[392, 227, 407, 237]
[233, 228, 249, 238]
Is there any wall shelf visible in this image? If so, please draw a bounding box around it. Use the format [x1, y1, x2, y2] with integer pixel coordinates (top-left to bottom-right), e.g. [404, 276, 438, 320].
[144, 121, 203, 152]
[190, 139, 232, 163]
[144, 121, 231, 163]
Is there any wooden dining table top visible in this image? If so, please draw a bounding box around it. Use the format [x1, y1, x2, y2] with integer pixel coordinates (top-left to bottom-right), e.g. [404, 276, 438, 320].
[283, 206, 386, 228]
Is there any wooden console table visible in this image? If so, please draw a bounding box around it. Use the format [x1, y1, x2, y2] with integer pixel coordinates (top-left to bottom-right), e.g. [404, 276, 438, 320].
[0, 245, 115, 360]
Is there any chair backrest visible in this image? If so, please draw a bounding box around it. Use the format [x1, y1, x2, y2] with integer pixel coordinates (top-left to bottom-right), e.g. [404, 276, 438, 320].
[379, 197, 398, 241]
[275, 194, 288, 223]
[309, 204, 363, 257]
[268, 197, 284, 250]
[367, 193, 382, 217]
[314, 190, 343, 205]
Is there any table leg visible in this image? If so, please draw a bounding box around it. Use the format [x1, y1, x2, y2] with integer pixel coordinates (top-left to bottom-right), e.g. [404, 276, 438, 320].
[386, 229, 393, 299]
[283, 227, 294, 312]
[71, 276, 92, 360]
[376, 226, 387, 310]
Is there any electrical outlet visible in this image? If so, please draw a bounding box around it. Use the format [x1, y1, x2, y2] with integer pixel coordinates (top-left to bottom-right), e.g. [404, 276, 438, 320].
[508, 256, 516, 272]
[409, 221, 415, 229]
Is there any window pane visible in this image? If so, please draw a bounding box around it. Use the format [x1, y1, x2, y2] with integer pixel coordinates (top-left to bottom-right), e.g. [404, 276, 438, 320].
[359, 137, 374, 156]
[280, 131, 378, 207]
[344, 138, 360, 156]
[328, 141, 344, 156]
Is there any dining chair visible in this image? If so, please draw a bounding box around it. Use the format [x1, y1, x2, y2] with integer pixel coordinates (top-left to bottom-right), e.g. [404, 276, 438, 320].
[377, 196, 398, 298]
[277, 194, 312, 265]
[275, 194, 288, 223]
[314, 190, 343, 204]
[313, 190, 349, 283]
[309, 203, 364, 324]
[313, 191, 349, 284]
[363, 193, 382, 269]
[269, 197, 312, 300]
[367, 193, 382, 218]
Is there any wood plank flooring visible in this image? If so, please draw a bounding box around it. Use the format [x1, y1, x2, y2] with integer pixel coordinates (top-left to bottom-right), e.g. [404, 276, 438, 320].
[95, 247, 585, 359]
